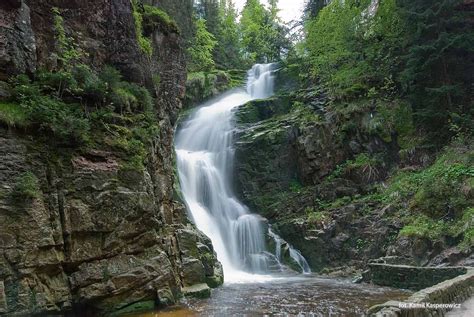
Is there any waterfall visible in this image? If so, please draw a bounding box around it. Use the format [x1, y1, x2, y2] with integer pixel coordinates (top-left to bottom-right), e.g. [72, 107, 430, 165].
[175, 64, 309, 282]
[269, 228, 312, 274]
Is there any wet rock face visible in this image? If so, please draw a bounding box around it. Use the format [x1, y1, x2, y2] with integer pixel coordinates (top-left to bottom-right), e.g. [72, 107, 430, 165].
[26, 0, 147, 83]
[0, 0, 222, 315]
[233, 96, 400, 272]
[144, 0, 195, 42]
[0, 1, 36, 79]
[0, 128, 222, 316]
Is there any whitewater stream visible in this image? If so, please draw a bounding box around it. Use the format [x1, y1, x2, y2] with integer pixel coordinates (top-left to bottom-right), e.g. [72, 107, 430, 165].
[135, 64, 412, 316]
[176, 64, 310, 280]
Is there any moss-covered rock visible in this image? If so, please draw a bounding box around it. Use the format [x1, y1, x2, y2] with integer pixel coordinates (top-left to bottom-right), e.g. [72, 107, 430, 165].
[233, 83, 473, 273]
[184, 69, 246, 108]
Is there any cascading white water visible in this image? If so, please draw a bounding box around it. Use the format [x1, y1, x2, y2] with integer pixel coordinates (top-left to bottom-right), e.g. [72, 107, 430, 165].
[176, 64, 309, 282]
[269, 228, 312, 274]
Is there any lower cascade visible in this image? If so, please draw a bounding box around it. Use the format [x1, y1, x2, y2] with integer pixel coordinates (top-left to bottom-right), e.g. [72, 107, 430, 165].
[176, 64, 310, 281]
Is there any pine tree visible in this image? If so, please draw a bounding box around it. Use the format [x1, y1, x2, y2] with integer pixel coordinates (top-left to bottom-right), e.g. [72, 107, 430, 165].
[187, 18, 217, 72]
[214, 0, 243, 68]
[399, 0, 474, 141]
[240, 0, 288, 63]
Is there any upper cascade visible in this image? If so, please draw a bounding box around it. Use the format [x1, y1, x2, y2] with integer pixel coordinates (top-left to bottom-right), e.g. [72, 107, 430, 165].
[246, 63, 277, 99]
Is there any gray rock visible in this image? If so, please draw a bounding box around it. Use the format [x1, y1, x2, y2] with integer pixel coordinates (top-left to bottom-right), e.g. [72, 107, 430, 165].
[0, 1, 221, 315]
[0, 81, 11, 99]
[0, 1, 36, 79]
[182, 283, 211, 299]
[0, 281, 6, 313]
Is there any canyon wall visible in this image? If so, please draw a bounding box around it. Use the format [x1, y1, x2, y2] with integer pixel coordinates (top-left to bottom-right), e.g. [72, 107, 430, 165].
[0, 0, 222, 315]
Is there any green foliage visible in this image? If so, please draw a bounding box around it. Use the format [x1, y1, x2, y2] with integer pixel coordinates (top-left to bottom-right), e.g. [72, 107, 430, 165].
[187, 18, 217, 72]
[363, 143, 474, 248]
[5, 64, 154, 146]
[292, 101, 321, 125]
[410, 158, 473, 219]
[103, 111, 159, 172]
[382, 147, 473, 213]
[346, 153, 383, 181]
[240, 0, 289, 64]
[190, 0, 289, 68]
[399, 215, 447, 240]
[10, 75, 90, 144]
[327, 153, 383, 182]
[12, 172, 41, 200]
[143, 4, 178, 33]
[52, 7, 84, 70]
[0, 102, 29, 128]
[399, 207, 473, 250]
[185, 71, 216, 103]
[289, 179, 303, 193]
[193, 0, 243, 69]
[131, 0, 153, 56]
[214, 0, 244, 68]
[454, 207, 474, 250]
[307, 210, 328, 225]
[305, 0, 404, 101]
[304, 0, 473, 144]
[398, 0, 474, 142]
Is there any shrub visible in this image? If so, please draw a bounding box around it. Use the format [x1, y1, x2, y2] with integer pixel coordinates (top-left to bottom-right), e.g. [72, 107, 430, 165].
[12, 172, 41, 200]
[410, 154, 473, 219]
[399, 215, 447, 240]
[99, 66, 122, 91]
[24, 95, 90, 144]
[307, 211, 328, 224]
[36, 70, 77, 97]
[119, 82, 153, 112]
[51, 7, 85, 70]
[0, 102, 29, 128]
[72, 65, 106, 104]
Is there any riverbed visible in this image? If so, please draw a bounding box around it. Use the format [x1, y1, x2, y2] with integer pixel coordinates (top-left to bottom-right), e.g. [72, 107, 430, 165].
[130, 275, 411, 316]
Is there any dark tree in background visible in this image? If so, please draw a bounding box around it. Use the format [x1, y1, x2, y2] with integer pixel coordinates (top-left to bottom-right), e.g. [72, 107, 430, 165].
[399, 0, 474, 142]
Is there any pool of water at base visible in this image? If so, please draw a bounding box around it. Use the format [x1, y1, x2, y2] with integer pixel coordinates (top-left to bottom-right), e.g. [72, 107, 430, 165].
[129, 275, 412, 316]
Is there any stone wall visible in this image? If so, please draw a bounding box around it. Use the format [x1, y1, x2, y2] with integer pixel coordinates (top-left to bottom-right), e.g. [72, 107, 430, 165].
[368, 269, 474, 317]
[366, 263, 468, 291]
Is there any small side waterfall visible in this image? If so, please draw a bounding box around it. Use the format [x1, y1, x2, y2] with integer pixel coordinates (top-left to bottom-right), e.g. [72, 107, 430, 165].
[176, 64, 310, 282]
[269, 228, 312, 274]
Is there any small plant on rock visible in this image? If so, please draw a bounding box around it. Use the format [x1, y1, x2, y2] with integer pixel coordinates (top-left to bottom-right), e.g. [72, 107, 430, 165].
[12, 172, 41, 200]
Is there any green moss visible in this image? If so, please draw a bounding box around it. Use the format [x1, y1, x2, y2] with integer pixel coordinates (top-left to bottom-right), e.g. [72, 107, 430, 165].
[12, 172, 41, 200]
[143, 4, 179, 33]
[307, 210, 328, 224]
[131, 0, 153, 56]
[0, 102, 29, 128]
[326, 153, 383, 183]
[292, 101, 321, 126]
[109, 300, 156, 316]
[455, 207, 474, 250]
[399, 215, 447, 240]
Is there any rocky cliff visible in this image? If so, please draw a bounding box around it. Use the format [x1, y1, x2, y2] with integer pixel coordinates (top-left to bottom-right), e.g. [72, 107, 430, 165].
[0, 0, 222, 315]
[234, 73, 473, 274]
